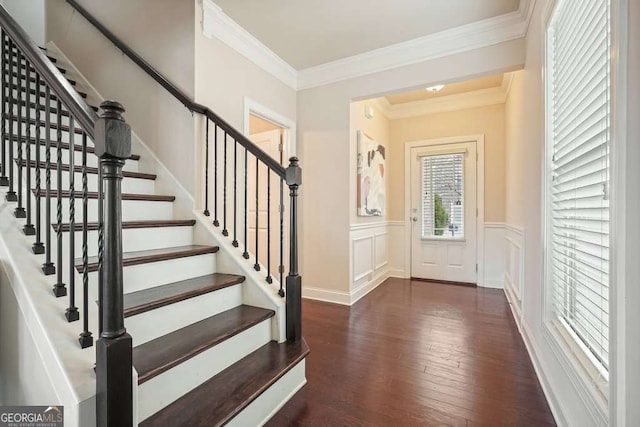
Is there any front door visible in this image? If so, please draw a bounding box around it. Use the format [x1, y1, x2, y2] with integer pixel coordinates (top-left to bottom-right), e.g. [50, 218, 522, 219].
[410, 142, 477, 283]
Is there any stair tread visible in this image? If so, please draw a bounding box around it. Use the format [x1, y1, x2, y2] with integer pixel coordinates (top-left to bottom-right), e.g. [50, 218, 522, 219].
[34, 189, 173, 201]
[140, 339, 309, 427]
[77, 245, 219, 273]
[124, 273, 245, 318]
[133, 305, 275, 385]
[17, 136, 139, 160]
[55, 219, 196, 232]
[3, 84, 88, 100]
[19, 159, 156, 180]
[10, 115, 87, 133]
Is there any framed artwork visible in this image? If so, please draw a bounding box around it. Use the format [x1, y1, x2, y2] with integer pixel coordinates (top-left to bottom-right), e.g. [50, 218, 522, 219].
[357, 131, 386, 216]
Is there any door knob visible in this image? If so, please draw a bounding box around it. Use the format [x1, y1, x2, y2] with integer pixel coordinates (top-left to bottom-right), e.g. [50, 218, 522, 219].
[412, 217, 418, 222]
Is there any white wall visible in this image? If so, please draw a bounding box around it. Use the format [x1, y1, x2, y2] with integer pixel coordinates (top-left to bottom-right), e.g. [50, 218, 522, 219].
[298, 39, 525, 300]
[46, 0, 197, 196]
[613, 0, 640, 424]
[504, 0, 640, 425]
[1, 0, 46, 46]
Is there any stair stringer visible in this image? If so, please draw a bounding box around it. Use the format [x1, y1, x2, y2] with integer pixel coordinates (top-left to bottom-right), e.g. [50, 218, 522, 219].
[0, 192, 102, 427]
[192, 211, 287, 342]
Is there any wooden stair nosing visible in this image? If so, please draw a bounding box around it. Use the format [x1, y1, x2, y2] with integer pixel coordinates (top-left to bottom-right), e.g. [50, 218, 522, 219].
[77, 245, 219, 273]
[54, 219, 195, 232]
[15, 136, 139, 160]
[3, 83, 87, 99]
[9, 115, 86, 134]
[3, 85, 96, 110]
[139, 339, 309, 427]
[7, 59, 67, 75]
[33, 189, 174, 202]
[21, 101, 98, 116]
[18, 159, 156, 180]
[8, 70, 76, 86]
[133, 305, 275, 385]
[123, 273, 245, 318]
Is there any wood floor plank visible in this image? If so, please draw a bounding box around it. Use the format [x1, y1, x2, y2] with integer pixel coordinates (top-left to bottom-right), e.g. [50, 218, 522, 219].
[267, 278, 556, 426]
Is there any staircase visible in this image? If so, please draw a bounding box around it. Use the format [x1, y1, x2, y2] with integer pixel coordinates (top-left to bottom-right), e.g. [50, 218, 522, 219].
[0, 5, 306, 427]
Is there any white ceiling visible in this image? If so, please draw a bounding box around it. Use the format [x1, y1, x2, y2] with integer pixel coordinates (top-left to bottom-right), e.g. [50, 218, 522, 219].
[213, 0, 521, 70]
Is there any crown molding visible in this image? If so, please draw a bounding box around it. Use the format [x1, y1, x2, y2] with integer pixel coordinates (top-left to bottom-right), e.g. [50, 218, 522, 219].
[297, 8, 531, 90]
[373, 86, 509, 120]
[202, 0, 534, 92]
[201, 0, 298, 89]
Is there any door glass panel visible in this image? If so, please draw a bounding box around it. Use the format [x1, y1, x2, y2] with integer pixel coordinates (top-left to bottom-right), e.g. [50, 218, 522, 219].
[421, 153, 465, 239]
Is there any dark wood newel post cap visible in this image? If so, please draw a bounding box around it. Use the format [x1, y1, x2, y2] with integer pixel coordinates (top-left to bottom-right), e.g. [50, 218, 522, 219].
[286, 157, 302, 187]
[95, 100, 131, 160]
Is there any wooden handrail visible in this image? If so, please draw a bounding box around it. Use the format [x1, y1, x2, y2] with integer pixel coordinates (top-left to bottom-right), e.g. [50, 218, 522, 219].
[65, 0, 287, 179]
[0, 4, 97, 137]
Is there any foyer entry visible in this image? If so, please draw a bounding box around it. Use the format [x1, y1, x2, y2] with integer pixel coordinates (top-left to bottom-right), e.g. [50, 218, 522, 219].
[408, 138, 480, 284]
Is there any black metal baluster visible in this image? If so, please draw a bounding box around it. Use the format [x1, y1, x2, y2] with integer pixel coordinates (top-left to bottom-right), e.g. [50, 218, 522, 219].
[222, 132, 228, 236]
[52, 99, 66, 297]
[213, 124, 219, 227]
[279, 178, 284, 296]
[42, 85, 54, 274]
[23, 57, 34, 234]
[254, 157, 260, 271]
[32, 73, 44, 252]
[242, 148, 249, 259]
[65, 115, 78, 322]
[5, 39, 16, 201]
[79, 131, 92, 348]
[0, 31, 8, 187]
[13, 52, 24, 218]
[203, 119, 209, 216]
[266, 169, 272, 283]
[232, 140, 238, 247]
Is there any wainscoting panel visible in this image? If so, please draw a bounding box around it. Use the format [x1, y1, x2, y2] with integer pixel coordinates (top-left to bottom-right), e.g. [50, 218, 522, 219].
[348, 222, 392, 305]
[484, 223, 506, 288]
[504, 224, 525, 329]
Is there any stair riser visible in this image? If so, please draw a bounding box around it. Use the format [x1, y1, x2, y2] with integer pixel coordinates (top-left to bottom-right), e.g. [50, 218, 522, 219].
[138, 320, 272, 423]
[52, 226, 194, 258]
[227, 360, 306, 427]
[86, 253, 217, 293]
[25, 168, 154, 194]
[127, 284, 242, 346]
[37, 197, 174, 222]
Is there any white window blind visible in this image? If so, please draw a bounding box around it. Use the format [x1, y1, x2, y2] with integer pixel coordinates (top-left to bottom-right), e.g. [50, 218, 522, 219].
[421, 153, 464, 239]
[546, 0, 610, 370]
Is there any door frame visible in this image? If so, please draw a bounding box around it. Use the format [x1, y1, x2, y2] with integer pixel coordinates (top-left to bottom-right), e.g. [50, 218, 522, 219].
[243, 97, 296, 158]
[404, 134, 486, 286]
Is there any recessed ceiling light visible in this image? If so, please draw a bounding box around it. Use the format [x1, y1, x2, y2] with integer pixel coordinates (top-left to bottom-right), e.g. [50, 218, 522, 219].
[426, 84, 445, 93]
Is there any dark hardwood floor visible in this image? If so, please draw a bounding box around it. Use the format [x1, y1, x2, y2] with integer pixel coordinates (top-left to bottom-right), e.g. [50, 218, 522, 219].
[267, 278, 555, 427]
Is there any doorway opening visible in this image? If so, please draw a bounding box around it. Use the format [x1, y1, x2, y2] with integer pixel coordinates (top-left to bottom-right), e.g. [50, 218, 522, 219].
[244, 99, 295, 279]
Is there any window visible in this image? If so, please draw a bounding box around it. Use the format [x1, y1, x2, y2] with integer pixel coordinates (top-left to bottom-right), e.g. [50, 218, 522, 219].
[421, 153, 464, 239]
[545, 0, 611, 373]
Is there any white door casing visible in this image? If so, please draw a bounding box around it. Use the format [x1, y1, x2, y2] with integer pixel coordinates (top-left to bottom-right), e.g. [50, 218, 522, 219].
[405, 135, 484, 286]
[248, 129, 287, 276]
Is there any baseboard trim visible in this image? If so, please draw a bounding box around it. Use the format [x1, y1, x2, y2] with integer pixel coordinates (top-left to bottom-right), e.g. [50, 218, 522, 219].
[303, 271, 390, 306]
[411, 277, 477, 287]
[520, 323, 567, 427]
[350, 270, 389, 305]
[302, 287, 351, 305]
[481, 279, 504, 289]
